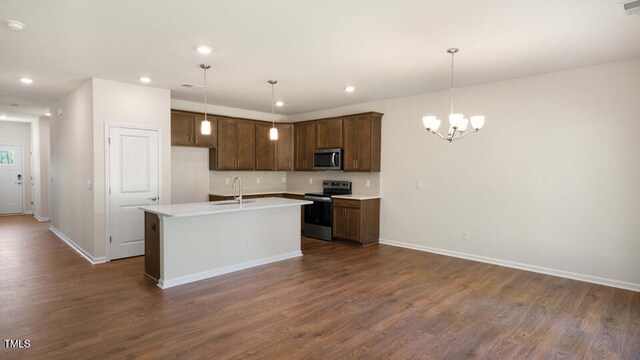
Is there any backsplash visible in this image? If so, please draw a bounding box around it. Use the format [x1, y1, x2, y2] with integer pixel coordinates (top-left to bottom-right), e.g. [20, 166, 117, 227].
[210, 171, 287, 195]
[286, 172, 380, 195]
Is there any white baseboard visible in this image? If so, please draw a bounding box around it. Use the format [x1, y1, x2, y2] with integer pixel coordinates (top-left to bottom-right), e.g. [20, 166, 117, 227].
[158, 251, 303, 289]
[379, 238, 640, 293]
[49, 226, 107, 265]
[33, 213, 50, 222]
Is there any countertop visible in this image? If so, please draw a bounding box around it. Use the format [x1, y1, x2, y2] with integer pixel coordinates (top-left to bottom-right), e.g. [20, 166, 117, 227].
[331, 194, 381, 200]
[140, 198, 312, 218]
[209, 190, 380, 200]
[209, 191, 305, 196]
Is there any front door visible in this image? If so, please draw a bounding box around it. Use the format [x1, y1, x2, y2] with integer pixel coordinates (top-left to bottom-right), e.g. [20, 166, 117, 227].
[108, 126, 160, 260]
[0, 144, 23, 215]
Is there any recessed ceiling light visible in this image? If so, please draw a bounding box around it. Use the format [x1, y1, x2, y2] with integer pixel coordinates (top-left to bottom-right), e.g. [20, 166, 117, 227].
[0, 115, 7, 120]
[275, 101, 284, 107]
[197, 46, 212, 55]
[5, 20, 26, 31]
[139, 76, 151, 83]
[44, 112, 51, 117]
[344, 86, 355, 93]
[20, 77, 33, 84]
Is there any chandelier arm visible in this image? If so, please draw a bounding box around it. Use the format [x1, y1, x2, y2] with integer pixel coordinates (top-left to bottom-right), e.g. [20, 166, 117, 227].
[431, 131, 448, 140]
[454, 129, 479, 140]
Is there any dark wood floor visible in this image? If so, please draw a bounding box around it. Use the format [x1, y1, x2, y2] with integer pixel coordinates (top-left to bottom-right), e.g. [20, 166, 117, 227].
[0, 215, 638, 359]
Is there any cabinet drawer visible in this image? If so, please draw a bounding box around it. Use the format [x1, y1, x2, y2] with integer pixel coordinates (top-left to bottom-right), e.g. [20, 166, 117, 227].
[332, 198, 360, 209]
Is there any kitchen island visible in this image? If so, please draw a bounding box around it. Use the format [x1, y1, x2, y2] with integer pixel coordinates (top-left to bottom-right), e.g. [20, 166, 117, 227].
[140, 197, 311, 289]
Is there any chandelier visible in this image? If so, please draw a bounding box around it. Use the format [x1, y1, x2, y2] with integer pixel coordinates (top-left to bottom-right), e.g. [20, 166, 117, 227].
[422, 48, 485, 142]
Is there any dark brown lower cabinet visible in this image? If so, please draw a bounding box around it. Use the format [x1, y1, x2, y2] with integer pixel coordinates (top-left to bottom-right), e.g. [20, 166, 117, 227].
[144, 212, 160, 281]
[332, 198, 380, 246]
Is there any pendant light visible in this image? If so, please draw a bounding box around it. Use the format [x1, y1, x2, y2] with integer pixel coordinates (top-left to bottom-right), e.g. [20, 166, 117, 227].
[268, 80, 278, 140]
[200, 64, 212, 135]
[422, 48, 485, 142]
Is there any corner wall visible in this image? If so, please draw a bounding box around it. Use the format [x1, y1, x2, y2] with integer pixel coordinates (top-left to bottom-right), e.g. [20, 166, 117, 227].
[50, 80, 95, 256]
[92, 78, 171, 259]
[289, 58, 640, 289]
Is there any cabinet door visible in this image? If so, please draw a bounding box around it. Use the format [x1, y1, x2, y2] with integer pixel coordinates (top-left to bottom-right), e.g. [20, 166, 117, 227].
[275, 123, 293, 170]
[332, 207, 347, 239]
[345, 208, 361, 241]
[294, 124, 307, 170]
[171, 112, 194, 145]
[236, 121, 255, 170]
[355, 116, 372, 171]
[343, 117, 359, 171]
[304, 123, 316, 170]
[316, 119, 342, 149]
[255, 124, 276, 170]
[193, 115, 217, 148]
[217, 118, 237, 170]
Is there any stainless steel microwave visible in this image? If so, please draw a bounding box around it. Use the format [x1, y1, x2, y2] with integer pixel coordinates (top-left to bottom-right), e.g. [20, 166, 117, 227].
[313, 148, 343, 170]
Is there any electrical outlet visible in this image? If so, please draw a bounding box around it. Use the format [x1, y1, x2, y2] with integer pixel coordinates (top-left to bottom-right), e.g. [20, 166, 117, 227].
[309, 178, 313, 184]
[366, 179, 371, 187]
[256, 177, 261, 184]
[462, 232, 468, 241]
[417, 180, 423, 190]
[282, 176, 286, 184]
[243, 238, 249, 248]
[225, 178, 230, 185]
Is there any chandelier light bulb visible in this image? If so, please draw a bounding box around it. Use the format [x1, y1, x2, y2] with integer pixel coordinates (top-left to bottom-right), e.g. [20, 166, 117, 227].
[422, 116, 441, 131]
[470, 115, 485, 130]
[458, 118, 469, 132]
[449, 113, 464, 128]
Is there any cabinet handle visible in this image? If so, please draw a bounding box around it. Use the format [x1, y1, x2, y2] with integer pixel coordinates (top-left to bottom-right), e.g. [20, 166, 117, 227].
[289, 161, 291, 168]
[356, 160, 358, 169]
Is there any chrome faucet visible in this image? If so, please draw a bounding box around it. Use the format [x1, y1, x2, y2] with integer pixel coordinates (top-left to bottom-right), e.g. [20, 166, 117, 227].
[232, 176, 243, 204]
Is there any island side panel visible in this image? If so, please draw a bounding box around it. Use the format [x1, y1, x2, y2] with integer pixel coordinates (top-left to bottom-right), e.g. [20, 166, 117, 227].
[159, 206, 301, 288]
[144, 211, 160, 281]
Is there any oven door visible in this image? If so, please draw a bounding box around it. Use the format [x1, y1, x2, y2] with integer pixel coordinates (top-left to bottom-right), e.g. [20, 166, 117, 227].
[303, 196, 333, 240]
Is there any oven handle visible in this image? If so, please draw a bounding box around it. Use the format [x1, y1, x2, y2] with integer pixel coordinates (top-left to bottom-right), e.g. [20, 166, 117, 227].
[304, 196, 332, 203]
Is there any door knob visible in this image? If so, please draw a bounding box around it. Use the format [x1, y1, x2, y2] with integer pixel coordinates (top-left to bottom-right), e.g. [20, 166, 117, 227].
[148, 197, 158, 201]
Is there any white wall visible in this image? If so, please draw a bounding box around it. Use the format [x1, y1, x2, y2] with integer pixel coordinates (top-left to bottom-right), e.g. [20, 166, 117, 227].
[92, 78, 171, 259]
[50, 80, 95, 255]
[0, 121, 32, 214]
[289, 58, 640, 289]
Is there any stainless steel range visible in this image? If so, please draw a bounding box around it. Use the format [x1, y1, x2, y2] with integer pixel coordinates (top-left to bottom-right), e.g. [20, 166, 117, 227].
[303, 180, 352, 241]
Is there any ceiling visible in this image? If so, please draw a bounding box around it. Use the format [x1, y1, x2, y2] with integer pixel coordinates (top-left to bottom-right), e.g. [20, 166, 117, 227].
[1, 0, 639, 117]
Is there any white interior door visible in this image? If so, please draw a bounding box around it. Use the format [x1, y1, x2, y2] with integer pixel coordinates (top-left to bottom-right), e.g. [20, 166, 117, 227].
[0, 145, 24, 215]
[108, 127, 159, 260]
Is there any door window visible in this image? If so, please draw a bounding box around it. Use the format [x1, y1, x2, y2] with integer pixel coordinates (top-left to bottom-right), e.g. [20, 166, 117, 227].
[0, 150, 15, 165]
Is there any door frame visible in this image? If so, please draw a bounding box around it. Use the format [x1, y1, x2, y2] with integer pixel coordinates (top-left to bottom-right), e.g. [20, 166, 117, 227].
[104, 123, 163, 261]
[0, 143, 25, 215]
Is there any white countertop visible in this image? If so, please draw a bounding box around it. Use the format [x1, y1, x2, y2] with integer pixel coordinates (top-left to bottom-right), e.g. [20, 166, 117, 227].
[331, 194, 381, 200]
[209, 191, 305, 196]
[140, 198, 312, 218]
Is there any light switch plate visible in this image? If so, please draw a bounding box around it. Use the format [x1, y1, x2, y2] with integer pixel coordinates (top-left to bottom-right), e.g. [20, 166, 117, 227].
[417, 180, 423, 189]
[225, 178, 230, 185]
[309, 178, 313, 184]
[256, 177, 261, 184]
[365, 180, 371, 187]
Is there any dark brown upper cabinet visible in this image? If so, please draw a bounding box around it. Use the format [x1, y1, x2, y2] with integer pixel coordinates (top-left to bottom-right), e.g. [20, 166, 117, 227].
[171, 111, 217, 148]
[216, 118, 255, 170]
[294, 122, 316, 171]
[316, 118, 343, 149]
[343, 113, 382, 172]
[255, 123, 276, 170]
[275, 123, 294, 171]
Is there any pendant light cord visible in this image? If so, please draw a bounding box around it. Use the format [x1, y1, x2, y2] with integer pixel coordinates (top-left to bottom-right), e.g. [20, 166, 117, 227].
[204, 67, 208, 122]
[449, 51, 455, 115]
[271, 83, 275, 127]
